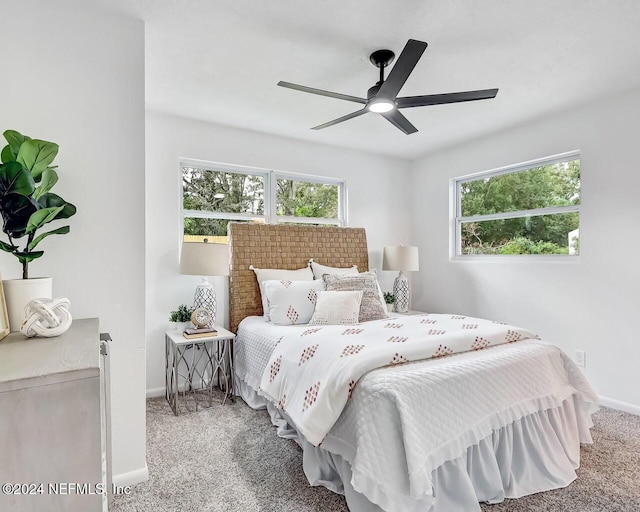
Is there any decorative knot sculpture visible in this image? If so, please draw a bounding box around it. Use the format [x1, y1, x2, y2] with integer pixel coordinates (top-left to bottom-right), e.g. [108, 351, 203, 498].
[20, 297, 72, 338]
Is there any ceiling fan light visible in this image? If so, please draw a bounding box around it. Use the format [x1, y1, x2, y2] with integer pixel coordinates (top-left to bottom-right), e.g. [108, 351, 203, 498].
[368, 100, 395, 113]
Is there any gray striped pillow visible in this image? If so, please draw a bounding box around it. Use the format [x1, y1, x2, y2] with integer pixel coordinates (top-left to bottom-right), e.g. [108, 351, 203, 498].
[322, 270, 388, 322]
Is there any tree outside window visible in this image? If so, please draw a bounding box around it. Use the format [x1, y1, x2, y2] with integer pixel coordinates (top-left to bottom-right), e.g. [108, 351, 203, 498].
[455, 155, 580, 256]
[181, 162, 345, 242]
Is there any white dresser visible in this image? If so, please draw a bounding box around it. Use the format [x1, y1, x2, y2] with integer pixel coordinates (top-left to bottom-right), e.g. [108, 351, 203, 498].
[0, 318, 110, 512]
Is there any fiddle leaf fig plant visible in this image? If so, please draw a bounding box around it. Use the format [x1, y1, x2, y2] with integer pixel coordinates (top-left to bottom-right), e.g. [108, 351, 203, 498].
[0, 130, 76, 279]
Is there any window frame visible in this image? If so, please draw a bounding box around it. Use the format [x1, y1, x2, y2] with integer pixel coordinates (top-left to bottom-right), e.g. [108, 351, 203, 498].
[179, 159, 347, 243]
[450, 150, 581, 261]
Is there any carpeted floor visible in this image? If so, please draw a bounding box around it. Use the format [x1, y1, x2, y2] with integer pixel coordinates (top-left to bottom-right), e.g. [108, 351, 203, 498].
[111, 395, 640, 512]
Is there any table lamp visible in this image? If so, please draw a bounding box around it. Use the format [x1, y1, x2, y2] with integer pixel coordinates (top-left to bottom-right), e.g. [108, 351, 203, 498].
[382, 245, 419, 313]
[180, 240, 230, 327]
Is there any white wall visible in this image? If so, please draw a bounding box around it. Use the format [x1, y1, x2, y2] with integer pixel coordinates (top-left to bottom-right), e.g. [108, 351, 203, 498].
[0, 1, 147, 482]
[410, 87, 640, 410]
[146, 111, 411, 394]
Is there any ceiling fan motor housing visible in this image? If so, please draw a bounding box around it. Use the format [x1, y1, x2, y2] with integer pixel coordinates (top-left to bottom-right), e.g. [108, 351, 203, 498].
[367, 83, 382, 100]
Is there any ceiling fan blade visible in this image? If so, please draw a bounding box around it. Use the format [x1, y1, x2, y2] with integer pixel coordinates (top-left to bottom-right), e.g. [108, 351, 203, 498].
[311, 108, 368, 130]
[278, 81, 367, 104]
[397, 88, 499, 108]
[377, 39, 428, 100]
[381, 110, 418, 135]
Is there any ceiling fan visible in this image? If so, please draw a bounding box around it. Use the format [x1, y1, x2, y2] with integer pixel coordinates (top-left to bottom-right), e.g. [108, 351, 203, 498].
[278, 39, 498, 135]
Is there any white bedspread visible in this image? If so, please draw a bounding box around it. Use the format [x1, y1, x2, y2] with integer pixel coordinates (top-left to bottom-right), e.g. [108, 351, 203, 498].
[259, 313, 537, 445]
[235, 316, 599, 512]
[324, 339, 597, 511]
[234, 316, 280, 391]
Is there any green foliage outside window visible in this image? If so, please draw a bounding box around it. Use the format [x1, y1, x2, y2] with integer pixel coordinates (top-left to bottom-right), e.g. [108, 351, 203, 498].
[182, 166, 340, 240]
[460, 160, 580, 255]
[183, 217, 235, 238]
[276, 179, 339, 219]
[182, 167, 264, 238]
[182, 167, 264, 214]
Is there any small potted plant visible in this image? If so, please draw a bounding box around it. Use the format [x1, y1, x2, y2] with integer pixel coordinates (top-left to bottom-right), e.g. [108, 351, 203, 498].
[0, 130, 76, 331]
[169, 304, 194, 332]
[383, 292, 395, 313]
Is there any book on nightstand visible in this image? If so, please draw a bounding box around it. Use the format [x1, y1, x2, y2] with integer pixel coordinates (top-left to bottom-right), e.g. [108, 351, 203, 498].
[183, 328, 218, 339]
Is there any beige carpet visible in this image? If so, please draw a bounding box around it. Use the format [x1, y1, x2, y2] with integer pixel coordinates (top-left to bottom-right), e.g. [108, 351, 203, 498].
[112, 396, 640, 512]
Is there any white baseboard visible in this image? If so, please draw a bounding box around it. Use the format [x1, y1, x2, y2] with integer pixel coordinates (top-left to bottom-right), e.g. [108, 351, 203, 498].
[113, 464, 149, 488]
[146, 386, 165, 398]
[599, 395, 640, 416]
[147, 377, 212, 398]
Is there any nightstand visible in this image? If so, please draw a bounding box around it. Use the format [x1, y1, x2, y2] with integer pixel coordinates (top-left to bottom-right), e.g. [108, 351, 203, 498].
[165, 326, 235, 416]
[391, 310, 426, 316]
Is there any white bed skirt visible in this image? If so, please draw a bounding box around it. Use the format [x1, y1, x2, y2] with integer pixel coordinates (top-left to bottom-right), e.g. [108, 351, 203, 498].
[236, 378, 595, 512]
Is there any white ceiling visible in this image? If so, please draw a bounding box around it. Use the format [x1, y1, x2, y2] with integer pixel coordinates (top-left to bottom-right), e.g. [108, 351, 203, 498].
[94, 0, 640, 159]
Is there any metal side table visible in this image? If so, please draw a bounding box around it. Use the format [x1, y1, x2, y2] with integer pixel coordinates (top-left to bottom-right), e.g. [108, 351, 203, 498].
[165, 326, 235, 415]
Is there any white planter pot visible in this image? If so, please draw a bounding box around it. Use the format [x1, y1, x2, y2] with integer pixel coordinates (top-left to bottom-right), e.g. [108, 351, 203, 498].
[386, 303, 395, 313]
[3, 278, 53, 332]
[170, 321, 191, 333]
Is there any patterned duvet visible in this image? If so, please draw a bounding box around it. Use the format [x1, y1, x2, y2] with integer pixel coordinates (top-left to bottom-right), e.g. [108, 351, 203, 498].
[259, 313, 538, 445]
[234, 315, 598, 512]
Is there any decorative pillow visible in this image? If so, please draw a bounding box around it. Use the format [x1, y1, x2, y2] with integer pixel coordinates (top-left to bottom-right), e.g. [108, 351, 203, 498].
[309, 259, 385, 309]
[308, 259, 358, 280]
[322, 270, 388, 322]
[263, 280, 325, 325]
[309, 290, 363, 326]
[249, 266, 314, 320]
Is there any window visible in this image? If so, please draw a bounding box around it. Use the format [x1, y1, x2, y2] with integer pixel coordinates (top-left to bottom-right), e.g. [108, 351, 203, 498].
[181, 160, 346, 242]
[274, 174, 342, 225]
[452, 151, 580, 257]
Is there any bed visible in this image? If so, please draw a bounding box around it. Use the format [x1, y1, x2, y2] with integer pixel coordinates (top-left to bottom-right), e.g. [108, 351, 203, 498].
[228, 222, 599, 512]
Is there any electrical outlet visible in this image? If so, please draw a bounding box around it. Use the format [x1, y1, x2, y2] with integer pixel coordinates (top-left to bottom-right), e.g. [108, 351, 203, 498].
[574, 350, 586, 367]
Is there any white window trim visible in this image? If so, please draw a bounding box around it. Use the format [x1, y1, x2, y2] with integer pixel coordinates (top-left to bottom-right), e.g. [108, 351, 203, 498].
[450, 150, 581, 262]
[179, 159, 347, 244]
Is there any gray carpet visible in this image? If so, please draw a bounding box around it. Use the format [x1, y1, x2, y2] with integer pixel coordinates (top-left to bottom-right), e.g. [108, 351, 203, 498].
[112, 395, 640, 512]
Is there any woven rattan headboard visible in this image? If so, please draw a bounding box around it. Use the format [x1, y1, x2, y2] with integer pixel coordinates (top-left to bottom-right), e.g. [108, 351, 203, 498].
[228, 222, 369, 332]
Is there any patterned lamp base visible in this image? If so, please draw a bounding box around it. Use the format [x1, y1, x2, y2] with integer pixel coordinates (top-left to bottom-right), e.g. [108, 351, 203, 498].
[393, 271, 410, 313]
[193, 278, 216, 328]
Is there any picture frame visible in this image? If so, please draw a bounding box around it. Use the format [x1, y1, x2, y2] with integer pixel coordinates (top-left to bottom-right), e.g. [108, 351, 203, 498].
[0, 272, 9, 341]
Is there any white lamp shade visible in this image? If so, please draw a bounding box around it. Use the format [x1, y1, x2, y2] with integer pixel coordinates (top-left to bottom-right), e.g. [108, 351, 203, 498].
[382, 246, 419, 272]
[180, 242, 230, 276]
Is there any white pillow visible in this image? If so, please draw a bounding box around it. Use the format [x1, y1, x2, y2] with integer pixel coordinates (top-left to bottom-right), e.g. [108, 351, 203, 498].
[322, 270, 387, 322]
[308, 260, 386, 314]
[308, 259, 358, 280]
[309, 290, 363, 326]
[264, 280, 325, 325]
[250, 266, 314, 320]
